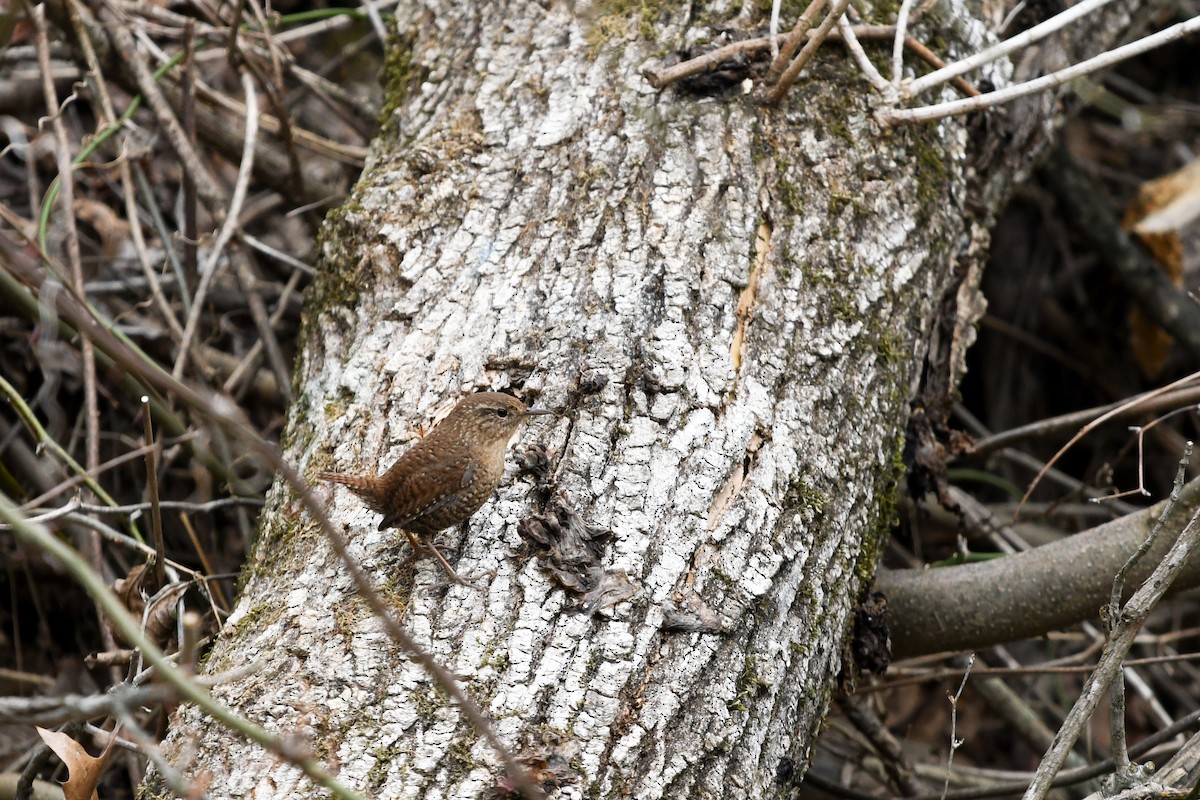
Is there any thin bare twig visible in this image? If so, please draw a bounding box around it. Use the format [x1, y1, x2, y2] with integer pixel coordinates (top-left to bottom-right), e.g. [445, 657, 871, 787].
[181, 19, 198, 310]
[4, 496, 83, 527]
[239, 232, 315, 275]
[646, 23, 978, 99]
[15, 433, 195, 513]
[905, 0, 1112, 97]
[173, 70, 258, 380]
[179, 514, 232, 612]
[142, 396, 167, 587]
[836, 15, 895, 98]
[74, 497, 263, 516]
[871, 652, 1200, 692]
[881, 14, 1200, 124]
[769, 0, 782, 58]
[891, 0, 915, 87]
[233, 257, 293, 403]
[188, 76, 369, 165]
[767, 0, 853, 104]
[1023, 452, 1200, 800]
[1098, 403, 1200, 504]
[271, 0, 398, 45]
[966, 385, 1200, 457]
[224, 267, 303, 398]
[767, 0, 827, 83]
[897, 35, 980, 97]
[357, 0, 389, 42]
[1107, 446, 1193, 776]
[238, 0, 307, 199]
[942, 655, 975, 800]
[38, 513, 203, 577]
[0, 684, 177, 726]
[645, 38, 771, 89]
[1013, 368, 1200, 520]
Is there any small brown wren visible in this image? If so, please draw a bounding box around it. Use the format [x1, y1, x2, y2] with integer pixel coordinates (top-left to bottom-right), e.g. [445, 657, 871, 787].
[319, 392, 550, 581]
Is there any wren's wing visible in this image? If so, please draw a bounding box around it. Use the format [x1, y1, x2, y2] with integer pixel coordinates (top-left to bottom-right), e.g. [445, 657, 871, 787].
[376, 445, 478, 532]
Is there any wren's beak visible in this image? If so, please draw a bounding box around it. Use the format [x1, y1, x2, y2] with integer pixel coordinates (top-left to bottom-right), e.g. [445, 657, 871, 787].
[524, 408, 553, 417]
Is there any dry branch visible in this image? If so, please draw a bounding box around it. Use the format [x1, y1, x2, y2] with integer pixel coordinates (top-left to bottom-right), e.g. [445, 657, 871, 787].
[880, 477, 1200, 658]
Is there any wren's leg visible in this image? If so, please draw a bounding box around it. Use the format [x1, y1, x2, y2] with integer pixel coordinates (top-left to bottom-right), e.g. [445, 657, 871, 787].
[402, 530, 464, 584]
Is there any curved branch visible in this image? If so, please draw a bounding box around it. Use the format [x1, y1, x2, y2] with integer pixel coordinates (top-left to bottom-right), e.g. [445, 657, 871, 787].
[880, 476, 1200, 658]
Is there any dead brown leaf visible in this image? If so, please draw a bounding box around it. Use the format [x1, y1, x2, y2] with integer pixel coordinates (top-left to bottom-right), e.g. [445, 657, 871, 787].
[1124, 157, 1200, 234]
[1122, 161, 1195, 379]
[112, 563, 152, 620]
[143, 581, 191, 649]
[35, 727, 116, 800]
[73, 199, 132, 262]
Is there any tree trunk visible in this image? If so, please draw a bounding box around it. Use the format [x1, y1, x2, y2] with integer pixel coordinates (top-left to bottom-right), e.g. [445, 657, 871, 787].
[154, 0, 1148, 797]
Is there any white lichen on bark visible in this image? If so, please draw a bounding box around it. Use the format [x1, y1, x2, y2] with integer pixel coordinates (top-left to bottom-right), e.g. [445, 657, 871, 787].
[161, 2, 974, 798]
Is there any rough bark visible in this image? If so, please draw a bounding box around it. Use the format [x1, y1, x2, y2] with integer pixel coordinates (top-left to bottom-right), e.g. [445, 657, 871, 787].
[154, 0, 1148, 797]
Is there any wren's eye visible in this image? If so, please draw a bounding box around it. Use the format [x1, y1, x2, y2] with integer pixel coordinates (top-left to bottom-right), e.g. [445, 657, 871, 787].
[494, 407, 510, 418]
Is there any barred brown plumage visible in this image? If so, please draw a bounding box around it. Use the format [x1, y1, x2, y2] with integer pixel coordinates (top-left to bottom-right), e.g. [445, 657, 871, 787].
[319, 392, 550, 582]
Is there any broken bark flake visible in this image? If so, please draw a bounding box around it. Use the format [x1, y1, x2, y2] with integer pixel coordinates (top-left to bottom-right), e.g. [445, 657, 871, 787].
[662, 591, 726, 634]
[514, 442, 553, 484]
[517, 491, 637, 612]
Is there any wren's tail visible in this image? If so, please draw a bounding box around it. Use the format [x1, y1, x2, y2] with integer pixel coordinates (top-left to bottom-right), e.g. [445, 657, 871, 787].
[318, 471, 383, 509]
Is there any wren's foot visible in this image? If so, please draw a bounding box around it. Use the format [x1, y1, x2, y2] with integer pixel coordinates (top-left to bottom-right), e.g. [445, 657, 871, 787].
[402, 531, 492, 589]
[429, 566, 497, 592]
